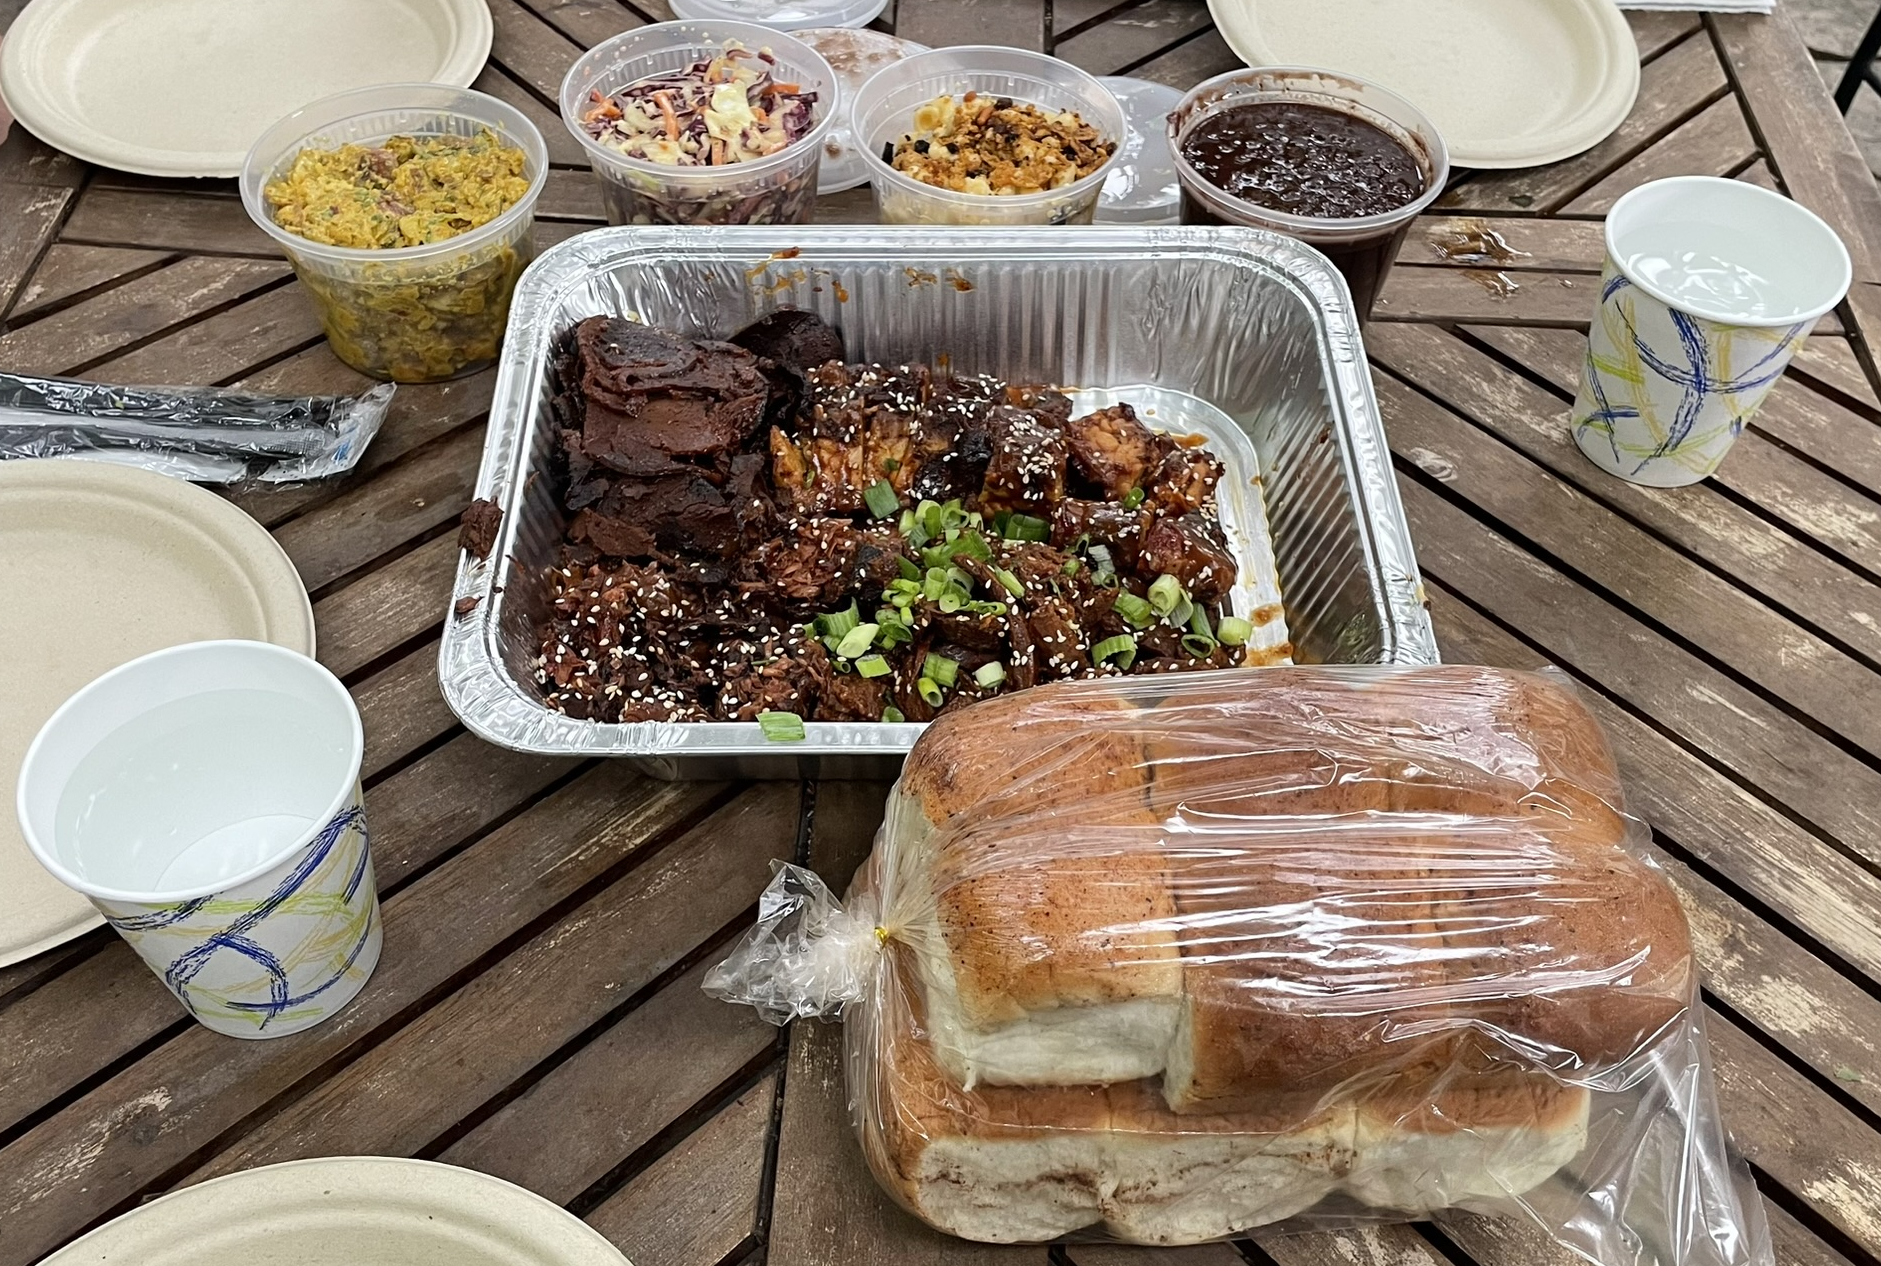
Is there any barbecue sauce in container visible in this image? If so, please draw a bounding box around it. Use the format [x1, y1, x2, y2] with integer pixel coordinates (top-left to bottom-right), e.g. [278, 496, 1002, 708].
[1168, 69, 1448, 317]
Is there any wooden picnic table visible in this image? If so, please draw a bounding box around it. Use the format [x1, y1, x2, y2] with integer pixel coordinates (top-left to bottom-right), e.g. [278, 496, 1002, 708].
[4, 1, 1881, 1264]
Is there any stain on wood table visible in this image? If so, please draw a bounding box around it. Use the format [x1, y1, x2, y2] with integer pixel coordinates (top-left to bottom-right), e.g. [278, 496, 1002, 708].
[2, 3, 1880, 1265]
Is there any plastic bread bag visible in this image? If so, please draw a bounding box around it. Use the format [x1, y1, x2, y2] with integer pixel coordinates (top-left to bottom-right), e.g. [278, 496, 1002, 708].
[0, 372, 394, 483]
[706, 664, 1771, 1262]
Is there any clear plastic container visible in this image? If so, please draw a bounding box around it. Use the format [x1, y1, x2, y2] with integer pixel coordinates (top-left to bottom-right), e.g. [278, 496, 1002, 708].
[668, 0, 888, 31]
[851, 47, 1126, 226]
[1168, 67, 1448, 317]
[559, 20, 836, 226]
[240, 84, 548, 384]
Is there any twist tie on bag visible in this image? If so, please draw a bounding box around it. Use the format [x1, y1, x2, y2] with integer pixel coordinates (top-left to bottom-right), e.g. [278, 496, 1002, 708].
[704, 861, 896, 1025]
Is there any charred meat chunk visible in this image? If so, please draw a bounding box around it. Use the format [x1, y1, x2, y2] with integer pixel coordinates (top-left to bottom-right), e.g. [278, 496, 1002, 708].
[1064, 403, 1165, 499]
[558, 318, 771, 479]
[739, 519, 907, 613]
[1050, 498, 1152, 570]
[908, 374, 1001, 503]
[1146, 444, 1225, 515]
[568, 454, 771, 561]
[978, 405, 1067, 512]
[1024, 595, 1088, 681]
[1005, 383, 1073, 428]
[716, 634, 819, 720]
[1140, 512, 1237, 604]
[730, 309, 846, 375]
[772, 362, 931, 515]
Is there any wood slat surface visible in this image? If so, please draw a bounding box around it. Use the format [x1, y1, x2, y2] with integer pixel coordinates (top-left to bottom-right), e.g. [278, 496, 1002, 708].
[4, 3, 1881, 1266]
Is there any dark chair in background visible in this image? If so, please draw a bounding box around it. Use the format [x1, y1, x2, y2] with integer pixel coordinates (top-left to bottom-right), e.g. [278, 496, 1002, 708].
[1838, 3, 1881, 111]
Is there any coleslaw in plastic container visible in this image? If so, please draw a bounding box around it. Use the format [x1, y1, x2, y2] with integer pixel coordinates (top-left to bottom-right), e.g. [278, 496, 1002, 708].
[560, 20, 836, 226]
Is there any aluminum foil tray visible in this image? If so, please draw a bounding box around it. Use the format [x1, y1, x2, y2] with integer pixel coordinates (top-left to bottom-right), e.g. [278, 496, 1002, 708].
[440, 226, 1438, 780]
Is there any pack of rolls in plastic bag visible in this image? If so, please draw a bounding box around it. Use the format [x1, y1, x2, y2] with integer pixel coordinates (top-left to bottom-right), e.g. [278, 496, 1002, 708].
[706, 665, 1772, 1263]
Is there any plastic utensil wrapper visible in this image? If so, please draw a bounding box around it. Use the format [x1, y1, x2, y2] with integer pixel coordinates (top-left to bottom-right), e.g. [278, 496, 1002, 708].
[706, 664, 1770, 1262]
[0, 373, 392, 482]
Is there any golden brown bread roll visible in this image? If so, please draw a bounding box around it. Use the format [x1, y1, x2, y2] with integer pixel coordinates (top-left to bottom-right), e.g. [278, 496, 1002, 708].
[856, 952, 1589, 1244]
[1144, 668, 1688, 1112]
[895, 687, 1184, 1088]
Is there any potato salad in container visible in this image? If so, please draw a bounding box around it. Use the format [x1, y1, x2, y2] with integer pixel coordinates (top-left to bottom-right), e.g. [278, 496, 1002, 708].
[561, 20, 836, 226]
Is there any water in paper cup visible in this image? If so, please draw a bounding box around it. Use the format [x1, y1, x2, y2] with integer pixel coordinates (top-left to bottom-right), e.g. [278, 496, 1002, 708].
[1571, 176, 1851, 488]
[17, 640, 380, 1039]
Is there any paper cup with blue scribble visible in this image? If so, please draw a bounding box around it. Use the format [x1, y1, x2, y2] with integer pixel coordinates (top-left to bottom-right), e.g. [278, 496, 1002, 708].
[1572, 176, 1851, 487]
[18, 641, 380, 1039]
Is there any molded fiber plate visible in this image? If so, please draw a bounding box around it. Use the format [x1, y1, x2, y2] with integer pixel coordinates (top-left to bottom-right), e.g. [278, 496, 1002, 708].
[0, 460, 313, 967]
[0, 0, 493, 177]
[39, 1157, 632, 1265]
[1206, 0, 1640, 169]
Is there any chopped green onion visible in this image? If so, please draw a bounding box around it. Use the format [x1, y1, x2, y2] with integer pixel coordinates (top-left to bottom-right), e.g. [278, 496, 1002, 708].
[922, 568, 948, 601]
[940, 499, 969, 531]
[855, 654, 892, 678]
[882, 704, 906, 723]
[973, 661, 1007, 689]
[1168, 597, 1194, 629]
[876, 621, 913, 648]
[938, 590, 965, 613]
[898, 509, 916, 535]
[864, 479, 899, 519]
[922, 653, 960, 688]
[1062, 557, 1081, 576]
[1087, 543, 1115, 577]
[1182, 633, 1219, 658]
[1188, 605, 1213, 641]
[1122, 486, 1145, 510]
[882, 457, 900, 473]
[1147, 574, 1184, 617]
[1091, 634, 1138, 669]
[993, 568, 1025, 598]
[948, 531, 992, 562]
[1112, 591, 1154, 628]
[992, 510, 1011, 536]
[964, 600, 1008, 616]
[758, 711, 805, 742]
[1004, 513, 1050, 542]
[817, 602, 861, 639]
[1217, 616, 1253, 647]
[917, 678, 944, 708]
[897, 555, 922, 582]
[834, 623, 878, 659]
[918, 499, 943, 539]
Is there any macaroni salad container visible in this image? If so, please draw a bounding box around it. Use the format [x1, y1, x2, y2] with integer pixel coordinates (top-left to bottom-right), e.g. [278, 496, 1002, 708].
[851, 47, 1125, 226]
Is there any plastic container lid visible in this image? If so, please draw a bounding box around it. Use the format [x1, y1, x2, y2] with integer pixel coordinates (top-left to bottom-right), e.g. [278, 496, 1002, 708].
[667, 0, 888, 32]
[796, 27, 928, 193]
[1095, 76, 1182, 224]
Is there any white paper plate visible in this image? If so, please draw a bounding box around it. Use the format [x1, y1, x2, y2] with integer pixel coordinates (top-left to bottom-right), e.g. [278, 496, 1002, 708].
[0, 460, 314, 968]
[1206, 0, 1640, 169]
[40, 1157, 632, 1265]
[0, 0, 493, 177]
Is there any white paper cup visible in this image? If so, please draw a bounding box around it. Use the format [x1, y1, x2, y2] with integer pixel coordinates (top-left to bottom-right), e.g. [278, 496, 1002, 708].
[1571, 176, 1852, 487]
[17, 640, 380, 1039]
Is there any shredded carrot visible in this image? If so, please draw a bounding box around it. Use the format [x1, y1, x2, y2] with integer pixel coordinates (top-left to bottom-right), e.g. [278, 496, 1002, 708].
[711, 136, 727, 165]
[770, 82, 799, 94]
[653, 90, 680, 141]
